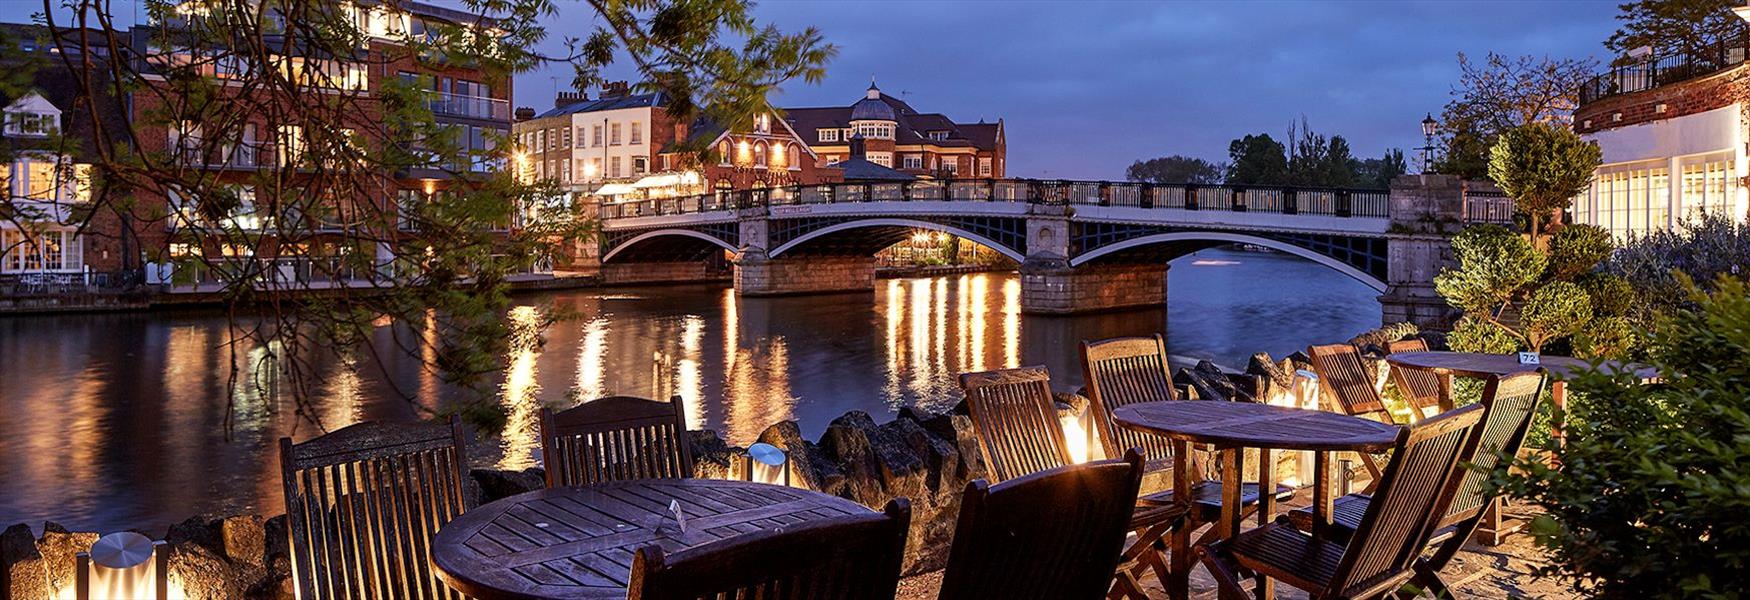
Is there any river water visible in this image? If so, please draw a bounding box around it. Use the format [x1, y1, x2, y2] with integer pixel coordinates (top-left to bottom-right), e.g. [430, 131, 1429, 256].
[0, 247, 1381, 534]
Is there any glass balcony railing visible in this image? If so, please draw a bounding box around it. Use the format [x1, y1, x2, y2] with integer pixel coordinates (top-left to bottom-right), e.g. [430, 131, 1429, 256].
[427, 91, 509, 120]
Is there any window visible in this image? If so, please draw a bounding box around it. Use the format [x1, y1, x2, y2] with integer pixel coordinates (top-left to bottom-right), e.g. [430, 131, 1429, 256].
[589, 157, 602, 179]
[538, 129, 548, 151]
[928, 131, 948, 141]
[630, 121, 642, 145]
[939, 157, 959, 175]
[753, 114, 771, 134]
[562, 126, 572, 149]
[610, 123, 622, 145]
[854, 122, 894, 139]
[577, 126, 588, 147]
[718, 141, 731, 166]
[561, 158, 572, 182]
[978, 157, 993, 177]
[901, 154, 922, 170]
[867, 151, 893, 167]
[787, 144, 800, 170]
[753, 142, 766, 168]
[592, 124, 603, 147]
[171, 121, 203, 165]
[1, 229, 81, 273]
[610, 156, 622, 178]
[1681, 158, 1736, 220]
[633, 156, 648, 175]
[5, 111, 57, 137]
[21, 159, 58, 200]
[819, 129, 839, 143]
[277, 125, 305, 166]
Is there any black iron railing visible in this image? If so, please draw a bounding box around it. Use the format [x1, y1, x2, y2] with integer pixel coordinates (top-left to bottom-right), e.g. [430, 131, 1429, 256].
[1579, 28, 1750, 106]
[598, 179, 1392, 221]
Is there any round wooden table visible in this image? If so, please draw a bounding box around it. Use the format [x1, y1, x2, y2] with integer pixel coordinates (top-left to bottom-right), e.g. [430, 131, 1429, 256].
[1113, 401, 1400, 600]
[431, 479, 871, 599]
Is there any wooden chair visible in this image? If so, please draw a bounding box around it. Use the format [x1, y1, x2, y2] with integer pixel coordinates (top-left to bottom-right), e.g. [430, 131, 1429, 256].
[1385, 338, 1447, 418]
[958, 366, 1178, 600]
[1081, 335, 1294, 520]
[938, 450, 1147, 600]
[1199, 404, 1485, 600]
[279, 419, 472, 600]
[539, 395, 694, 488]
[1307, 343, 1397, 488]
[625, 498, 911, 600]
[1284, 370, 1547, 596]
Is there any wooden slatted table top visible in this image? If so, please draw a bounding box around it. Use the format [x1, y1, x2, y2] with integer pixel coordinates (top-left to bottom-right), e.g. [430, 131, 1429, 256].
[1112, 401, 1400, 452]
[431, 479, 871, 600]
[1386, 351, 1659, 380]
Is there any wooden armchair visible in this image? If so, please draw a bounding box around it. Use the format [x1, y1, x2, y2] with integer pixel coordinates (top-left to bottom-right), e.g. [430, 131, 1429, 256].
[937, 450, 1146, 600]
[626, 499, 911, 600]
[958, 366, 1179, 599]
[538, 395, 694, 488]
[279, 419, 473, 600]
[1199, 404, 1485, 600]
[1386, 338, 1447, 418]
[1284, 370, 1547, 596]
[1307, 343, 1398, 488]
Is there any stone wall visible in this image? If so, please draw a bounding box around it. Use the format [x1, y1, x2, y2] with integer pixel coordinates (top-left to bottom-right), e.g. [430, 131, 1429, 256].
[1018, 261, 1167, 314]
[735, 255, 875, 296]
[600, 261, 721, 285]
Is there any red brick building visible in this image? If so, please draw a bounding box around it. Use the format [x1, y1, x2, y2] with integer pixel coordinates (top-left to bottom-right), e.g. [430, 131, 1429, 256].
[784, 81, 1006, 179]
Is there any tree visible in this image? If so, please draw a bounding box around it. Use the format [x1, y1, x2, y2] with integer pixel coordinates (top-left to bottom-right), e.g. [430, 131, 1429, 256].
[26, 0, 834, 432]
[1495, 275, 1750, 597]
[1488, 122, 1603, 244]
[1437, 223, 1634, 356]
[1125, 155, 1224, 184]
[1433, 53, 1597, 179]
[1353, 149, 1408, 188]
[1224, 133, 1289, 185]
[1606, 0, 1743, 63]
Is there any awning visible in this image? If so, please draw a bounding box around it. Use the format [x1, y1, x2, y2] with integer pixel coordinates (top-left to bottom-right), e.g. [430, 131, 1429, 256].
[594, 183, 638, 196]
[630, 172, 702, 189]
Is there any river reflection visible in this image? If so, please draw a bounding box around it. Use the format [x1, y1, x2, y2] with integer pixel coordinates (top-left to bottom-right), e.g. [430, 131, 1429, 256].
[0, 247, 1380, 533]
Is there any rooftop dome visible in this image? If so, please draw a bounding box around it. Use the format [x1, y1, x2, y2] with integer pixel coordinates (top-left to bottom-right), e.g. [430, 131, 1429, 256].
[850, 81, 896, 121]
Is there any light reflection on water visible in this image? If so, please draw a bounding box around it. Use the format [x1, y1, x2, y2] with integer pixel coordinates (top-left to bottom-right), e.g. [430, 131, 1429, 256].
[0, 247, 1380, 534]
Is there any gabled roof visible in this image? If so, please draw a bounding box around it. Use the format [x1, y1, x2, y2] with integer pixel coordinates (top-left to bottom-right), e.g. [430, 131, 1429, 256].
[536, 92, 663, 119]
[781, 90, 999, 151]
[827, 157, 916, 181]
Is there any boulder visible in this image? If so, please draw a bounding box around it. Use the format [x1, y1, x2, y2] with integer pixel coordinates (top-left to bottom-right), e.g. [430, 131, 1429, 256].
[1, 523, 47, 600]
[470, 468, 545, 503]
[755, 421, 843, 495]
[1180, 360, 1252, 403]
[36, 521, 98, 599]
[167, 538, 251, 600]
[818, 411, 885, 507]
[688, 429, 738, 480]
[220, 515, 267, 569]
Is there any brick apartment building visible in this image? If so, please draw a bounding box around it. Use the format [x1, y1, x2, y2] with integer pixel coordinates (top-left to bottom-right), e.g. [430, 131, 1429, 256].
[1570, 9, 1750, 240]
[1, 1, 515, 290]
[785, 81, 1005, 179]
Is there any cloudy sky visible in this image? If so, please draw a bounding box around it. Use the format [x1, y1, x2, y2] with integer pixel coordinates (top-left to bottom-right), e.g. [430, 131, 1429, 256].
[516, 0, 1624, 179]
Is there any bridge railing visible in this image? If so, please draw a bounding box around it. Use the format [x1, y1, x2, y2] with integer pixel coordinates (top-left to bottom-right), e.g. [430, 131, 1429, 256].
[596, 178, 1393, 221]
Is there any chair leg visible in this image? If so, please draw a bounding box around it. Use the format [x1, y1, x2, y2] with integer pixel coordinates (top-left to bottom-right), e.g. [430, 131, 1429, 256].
[1195, 541, 1249, 600]
[1357, 453, 1387, 494]
[1409, 562, 1455, 599]
[1108, 570, 1148, 600]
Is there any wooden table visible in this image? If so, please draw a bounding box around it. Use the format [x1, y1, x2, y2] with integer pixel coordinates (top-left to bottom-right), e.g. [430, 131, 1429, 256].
[1384, 351, 1657, 544]
[1113, 401, 1401, 600]
[430, 479, 871, 599]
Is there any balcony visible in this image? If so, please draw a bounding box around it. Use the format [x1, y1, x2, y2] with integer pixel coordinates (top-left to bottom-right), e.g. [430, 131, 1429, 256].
[1579, 27, 1750, 106]
[427, 91, 509, 121]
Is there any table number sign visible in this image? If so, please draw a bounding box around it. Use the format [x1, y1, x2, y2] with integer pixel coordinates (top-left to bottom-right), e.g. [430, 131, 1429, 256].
[668, 499, 688, 533]
[1518, 352, 1540, 365]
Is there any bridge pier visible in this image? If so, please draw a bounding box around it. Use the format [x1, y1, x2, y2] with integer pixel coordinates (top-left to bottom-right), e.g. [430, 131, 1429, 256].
[1019, 259, 1167, 314]
[1379, 175, 1464, 328]
[734, 252, 876, 296]
[602, 261, 726, 285]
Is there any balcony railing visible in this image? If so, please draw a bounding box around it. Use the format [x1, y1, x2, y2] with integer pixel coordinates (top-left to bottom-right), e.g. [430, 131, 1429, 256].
[597, 179, 1393, 221]
[1579, 28, 1750, 106]
[427, 91, 509, 121]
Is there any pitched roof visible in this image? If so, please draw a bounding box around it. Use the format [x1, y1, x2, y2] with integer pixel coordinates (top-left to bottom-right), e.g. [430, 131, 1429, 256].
[827, 157, 916, 181]
[782, 92, 999, 151]
[535, 92, 663, 119]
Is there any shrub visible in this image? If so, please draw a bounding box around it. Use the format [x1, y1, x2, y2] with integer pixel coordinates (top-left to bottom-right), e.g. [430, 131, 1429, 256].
[1436, 223, 1628, 355]
[1607, 212, 1750, 322]
[1487, 122, 1602, 243]
[1495, 275, 1750, 597]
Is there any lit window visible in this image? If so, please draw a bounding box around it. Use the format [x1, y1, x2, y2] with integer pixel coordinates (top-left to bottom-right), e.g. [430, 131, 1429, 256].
[754, 142, 767, 168]
[867, 151, 893, 167]
[754, 114, 771, 134]
[978, 157, 993, 177]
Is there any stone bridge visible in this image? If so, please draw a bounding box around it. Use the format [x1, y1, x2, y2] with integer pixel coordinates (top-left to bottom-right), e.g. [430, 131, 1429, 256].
[594, 175, 1506, 324]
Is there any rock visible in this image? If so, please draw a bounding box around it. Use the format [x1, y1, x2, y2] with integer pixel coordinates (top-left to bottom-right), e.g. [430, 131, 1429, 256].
[36, 521, 98, 599]
[262, 514, 290, 576]
[819, 411, 885, 506]
[947, 414, 987, 482]
[1247, 352, 1298, 401]
[1181, 361, 1252, 403]
[755, 421, 843, 495]
[1347, 322, 1420, 349]
[220, 515, 267, 569]
[470, 468, 545, 503]
[167, 539, 251, 600]
[688, 429, 737, 480]
[165, 515, 222, 556]
[2, 523, 47, 600]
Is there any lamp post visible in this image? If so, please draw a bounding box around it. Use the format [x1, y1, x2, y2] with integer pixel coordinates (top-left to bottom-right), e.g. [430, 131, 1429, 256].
[1420, 113, 1438, 173]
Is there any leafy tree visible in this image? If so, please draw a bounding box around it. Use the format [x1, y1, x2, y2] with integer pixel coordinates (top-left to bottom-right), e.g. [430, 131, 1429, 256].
[1606, 0, 1744, 63]
[1438, 223, 1633, 356]
[1433, 53, 1596, 179]
[26, 0, 834, 432]
[1495, 274, 1750, 598]
[1353, 149, 1408, 188]
[1488, 122, 1603, 244]
[1224, 133, 1289, 185]
[1125, 155, 1224, 184]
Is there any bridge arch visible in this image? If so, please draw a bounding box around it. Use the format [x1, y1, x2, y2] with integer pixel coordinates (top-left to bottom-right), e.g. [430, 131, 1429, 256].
[768, 218, 1027, 263]
[601, 228, 739, 263]
[1070, 231, 1387, 292]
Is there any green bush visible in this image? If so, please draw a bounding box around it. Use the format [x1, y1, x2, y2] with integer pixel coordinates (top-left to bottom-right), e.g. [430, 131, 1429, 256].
[1488, 122, 1602, 243]
[1607, 212, 1750, 324]
[1495, 275, 1750, 597]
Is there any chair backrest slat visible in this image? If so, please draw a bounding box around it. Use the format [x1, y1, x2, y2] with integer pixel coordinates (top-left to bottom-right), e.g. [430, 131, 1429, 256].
[1308, 343, 1390, 419]
[937, 450, 1146, 600]
[1331, 405, 1483, 597]
[626, 499, 912, 600]
[540, 395, 695, 488]
[959, 366, 1073, 483]
[280, 419, 471, 600]
[1385, 339, 1446, 414]
[1442, 371, 1546, 525]
[1081, 335, 1179, 469]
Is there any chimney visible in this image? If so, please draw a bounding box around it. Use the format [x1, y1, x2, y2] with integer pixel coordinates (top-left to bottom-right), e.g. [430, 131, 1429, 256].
[555, 90, 588, 109]
[602, 81, 630, 99]
[514, 107, 536, 122]
[849, 134, 867, 160]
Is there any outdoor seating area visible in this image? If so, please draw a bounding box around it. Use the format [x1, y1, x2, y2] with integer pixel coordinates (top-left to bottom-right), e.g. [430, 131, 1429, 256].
[267, 334, 1563, 600]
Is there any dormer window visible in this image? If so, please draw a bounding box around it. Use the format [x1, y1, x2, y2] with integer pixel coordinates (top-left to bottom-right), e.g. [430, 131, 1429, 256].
[4, 92, 63, 138]
[819, 128, 839, 143]
[928, 131, 948, 141]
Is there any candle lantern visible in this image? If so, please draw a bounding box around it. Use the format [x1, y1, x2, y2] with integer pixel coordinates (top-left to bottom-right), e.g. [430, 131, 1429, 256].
[76, 531, 169, 600]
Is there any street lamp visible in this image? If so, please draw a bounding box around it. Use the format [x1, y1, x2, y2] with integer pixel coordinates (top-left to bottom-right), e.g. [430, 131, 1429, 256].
[1420, 113, 1438, 173]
